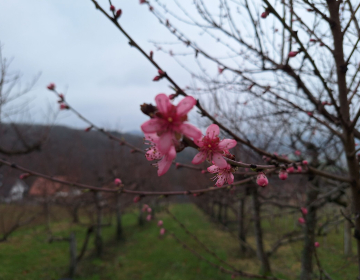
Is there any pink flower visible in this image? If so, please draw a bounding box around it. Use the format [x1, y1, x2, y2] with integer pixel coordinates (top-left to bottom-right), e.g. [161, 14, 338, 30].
[301, 207, 308, 215]
[279, 170, 288, 180]
[114, 178, 122, 185]
[256, 173, 268, 187]
[133, 196, 141, 203]
[201, 170, 207, 174]
[110, 5, 115, 11]
[157, 220, 163, 227]
[160, 228, 166, 235]
[297, 166, 302, 172]
[288, 51, 299, 57]
[218, 66, 224, 74]
[147, 207, 152, 213]
[298, 217, 305, 224]
[144, 133, 176, 176]
[146, 214, 152, 221]
[141, 94, 201, 155]
[314, 242, 320, 248]
[47, 83, 55, 90]
[207, 164, 234, 187]
[294, 150, 301, 156]
[192, 124, 236, 168]
[302, 160, 308, 165]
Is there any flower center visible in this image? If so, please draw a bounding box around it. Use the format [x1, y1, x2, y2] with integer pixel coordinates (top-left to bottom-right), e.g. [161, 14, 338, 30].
[168, 117, 173, 122]
[208, 144, 211, 148]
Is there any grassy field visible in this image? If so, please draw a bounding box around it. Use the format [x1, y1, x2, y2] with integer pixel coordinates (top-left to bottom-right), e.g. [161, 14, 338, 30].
[0, 203, 357, 280]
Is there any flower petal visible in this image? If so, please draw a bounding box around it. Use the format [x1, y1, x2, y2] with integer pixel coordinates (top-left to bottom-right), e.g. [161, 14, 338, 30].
[179, 123, 202, 140]
[141, 119, 163, 133]
[158, 132, 173, 154]
[207, 165, 219, 173]
[206, 124, 220, 139]
[145, 148, 162, 161]
[212, 152, 227, 168]
[144, 132, 160, 143]
[218, 139, 237, 150]
[194, 138, 204, 147]
[155, 93, 171, 114]
[157, 146, 176, 176]
[227, 173, 234, 185]
[216, 176, 226, 187]
[191, 152, 207, 165]
[176, 96, 197, 116]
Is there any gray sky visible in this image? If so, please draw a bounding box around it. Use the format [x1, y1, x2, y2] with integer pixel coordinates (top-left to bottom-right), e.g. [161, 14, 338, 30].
[0, 0, 199, 132]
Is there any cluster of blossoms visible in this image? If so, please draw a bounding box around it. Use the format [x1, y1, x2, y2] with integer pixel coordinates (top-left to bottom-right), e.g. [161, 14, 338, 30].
[141, 94, 239, 187]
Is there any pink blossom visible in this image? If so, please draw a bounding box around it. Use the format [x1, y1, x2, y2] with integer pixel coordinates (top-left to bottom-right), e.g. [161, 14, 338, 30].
[201, 170, 207, 174]
[160, 228, 166, 235]
[146, 214, 152, 221]
[59, 94, 64, 100]
[157, 220, 163, 227]
[144, 133, 176, 176]
[302, 160, 308, 165]
[47, 83, 55, 90]
[294, 150, 301, 156]
[141, 94, 201, 155]
[297, 166, 302, 172]
[256, 173, 268, 187]
[133, 196, 141, 203]
[314, 242, 320, 248]
[298, 217, 305, 224]
[288, 51, 299, 58]
[279, 170, 288, 180]
[147, 207, 152, 213]
[207, 164, 234, 187]
[192, 124, 236, 168]
[114, 178, 122, 185]
[218, 66, 224, 74]
[301, 207, 308, 215]
[110, 5, 115, 11]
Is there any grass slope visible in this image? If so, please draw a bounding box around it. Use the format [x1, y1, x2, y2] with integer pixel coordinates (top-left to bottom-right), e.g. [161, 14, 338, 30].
[0, 203, 357, 279]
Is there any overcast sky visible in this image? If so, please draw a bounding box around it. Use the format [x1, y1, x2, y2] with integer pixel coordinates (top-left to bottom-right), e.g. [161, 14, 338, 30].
[0, 0, 204, 133]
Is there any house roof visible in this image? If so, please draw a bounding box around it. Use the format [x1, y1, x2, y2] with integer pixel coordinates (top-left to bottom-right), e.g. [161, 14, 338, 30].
[29, 176, 72, 197]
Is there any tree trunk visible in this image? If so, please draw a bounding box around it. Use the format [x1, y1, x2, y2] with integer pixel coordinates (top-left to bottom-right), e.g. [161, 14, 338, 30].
[251, 186, 271, 274]
[300, 186, 319, 280]
[238, 197, 247, 254]
[115, 193, 123, 241]
[94, 191, 103, 257]
[68, 232, 77, 278]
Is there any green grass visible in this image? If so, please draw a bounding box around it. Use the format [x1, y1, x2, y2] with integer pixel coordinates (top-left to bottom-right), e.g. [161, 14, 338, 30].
[0, 203, 357, 279]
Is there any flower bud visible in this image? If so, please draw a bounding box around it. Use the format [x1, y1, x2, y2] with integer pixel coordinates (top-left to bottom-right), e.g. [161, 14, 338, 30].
[110, 5, 115, 11]
[133, 196, 141, 203]
[114, 178, 122, 186]
[160, 228, 166, 235]
[157, 220, 163, 227]
[301, 207, 308, 215]
[47, 83, 55, 90]
[288, 51, 299, 58]
[256, 173, 268, 187]
[298, 217, 305, 224]
[314, 242, 320, 247]
[19, 173, 30, 180]
[279, 170, 288, 180]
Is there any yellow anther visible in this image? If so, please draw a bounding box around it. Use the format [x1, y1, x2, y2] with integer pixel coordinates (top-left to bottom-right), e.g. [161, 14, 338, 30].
[168, 117, 173, 122]
[208, 144, 211, 148]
